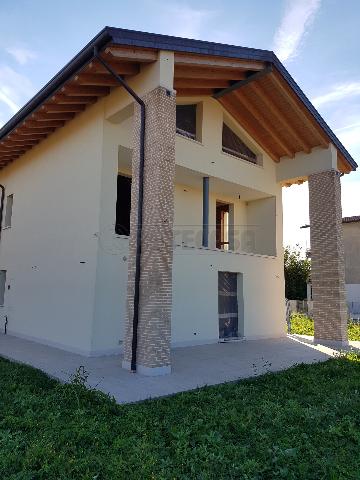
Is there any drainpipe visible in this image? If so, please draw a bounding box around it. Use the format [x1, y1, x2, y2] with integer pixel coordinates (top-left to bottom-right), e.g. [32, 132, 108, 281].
[0, 184, 4, 240]
[93, 47, 145, 373]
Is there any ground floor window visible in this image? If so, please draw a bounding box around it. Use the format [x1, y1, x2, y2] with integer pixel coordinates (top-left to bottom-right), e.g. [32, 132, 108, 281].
[0, 270, 6, 306]
[115, 175, 132, 236]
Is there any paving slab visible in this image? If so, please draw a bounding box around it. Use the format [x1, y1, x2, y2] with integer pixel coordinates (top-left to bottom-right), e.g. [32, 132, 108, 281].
[0, 333, 356, 404]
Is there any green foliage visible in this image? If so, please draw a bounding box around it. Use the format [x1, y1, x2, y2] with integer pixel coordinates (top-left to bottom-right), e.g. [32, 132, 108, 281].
[290, 313, 360, 341]
[290, 313, 314, 335]
[0, 354, 360, 479]
[348, 322, 360, 341]
[284, 245, 311, 300]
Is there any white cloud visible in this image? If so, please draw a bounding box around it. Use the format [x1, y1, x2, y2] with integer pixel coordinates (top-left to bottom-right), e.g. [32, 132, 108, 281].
[273, 0, 321, 62]
[312, 82, 360, 108]
[156, 3, 215, 39]
[0, 65, 34, 119]
[0, 90, 20, 114]
[6, 46, 37, 65]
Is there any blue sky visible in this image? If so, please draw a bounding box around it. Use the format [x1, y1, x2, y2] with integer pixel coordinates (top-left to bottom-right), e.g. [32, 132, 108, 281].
[0, 0, 359, 249]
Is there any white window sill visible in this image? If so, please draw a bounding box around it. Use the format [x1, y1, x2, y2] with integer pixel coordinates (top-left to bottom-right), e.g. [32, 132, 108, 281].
[176, 133, 203, 146]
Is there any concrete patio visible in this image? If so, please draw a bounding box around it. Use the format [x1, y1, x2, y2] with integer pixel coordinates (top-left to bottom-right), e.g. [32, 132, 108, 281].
[0, 333, 358, 404]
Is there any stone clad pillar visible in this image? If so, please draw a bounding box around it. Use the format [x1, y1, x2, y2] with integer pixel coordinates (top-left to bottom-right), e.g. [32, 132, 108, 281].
[308, 169, 348, 344]
[122, 86, 176, 375]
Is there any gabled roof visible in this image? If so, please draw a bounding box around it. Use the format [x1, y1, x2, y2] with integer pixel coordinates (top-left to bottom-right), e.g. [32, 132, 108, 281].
[0, 27, 357, 172]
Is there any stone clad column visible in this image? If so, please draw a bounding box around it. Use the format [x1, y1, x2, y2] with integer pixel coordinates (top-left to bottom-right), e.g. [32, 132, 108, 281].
[308, 169, 348, 344]
[123, 86, 176, 375]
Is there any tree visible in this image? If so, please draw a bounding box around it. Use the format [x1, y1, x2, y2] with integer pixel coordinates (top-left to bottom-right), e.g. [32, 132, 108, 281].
[284, 245, 311, 300]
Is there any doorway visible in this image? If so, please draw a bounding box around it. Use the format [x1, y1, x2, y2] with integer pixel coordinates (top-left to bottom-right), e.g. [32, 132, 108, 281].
[218, 272, 239, 339]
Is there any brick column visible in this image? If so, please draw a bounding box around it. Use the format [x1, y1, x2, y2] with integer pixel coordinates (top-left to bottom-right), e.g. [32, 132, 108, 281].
[122, 86, 176, 375]
[308, 169, 348, 344]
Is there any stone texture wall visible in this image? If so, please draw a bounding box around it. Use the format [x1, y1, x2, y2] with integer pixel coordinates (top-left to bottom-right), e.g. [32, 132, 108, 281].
[308, 169, 348, 343]
[123, 86, 176, 372]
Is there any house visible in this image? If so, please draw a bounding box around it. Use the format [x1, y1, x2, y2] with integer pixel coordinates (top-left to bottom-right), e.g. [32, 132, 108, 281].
[343, 216, 360, 316]
[0, 27, 357, 375]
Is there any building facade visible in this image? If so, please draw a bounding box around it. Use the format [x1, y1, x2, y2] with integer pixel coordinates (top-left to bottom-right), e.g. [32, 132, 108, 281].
[343, 216, 360, 312]
[0, 28, 356, 374]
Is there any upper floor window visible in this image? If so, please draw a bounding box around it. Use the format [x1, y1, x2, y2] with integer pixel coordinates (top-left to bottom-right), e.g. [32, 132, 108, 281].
[222, 123, 257, 164]
[115, 175, 131, 236]
[176, 104, 197, 140]
[4, 194, 13, 228]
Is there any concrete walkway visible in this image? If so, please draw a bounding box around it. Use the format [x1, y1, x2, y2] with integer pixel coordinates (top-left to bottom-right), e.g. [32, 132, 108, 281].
[0, 333, 358, 404]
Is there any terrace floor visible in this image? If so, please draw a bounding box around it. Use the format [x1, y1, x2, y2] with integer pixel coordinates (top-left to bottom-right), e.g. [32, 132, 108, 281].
[0, 333, 358, 404]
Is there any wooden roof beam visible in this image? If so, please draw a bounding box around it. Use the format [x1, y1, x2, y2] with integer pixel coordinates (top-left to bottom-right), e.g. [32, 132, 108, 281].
[74, 73, 120, 86]
[51, 94, 97, 104]
[250, 82, 311, 154]
[33, 112, 75, 121]
[9, 133, 48, 141]
[174, 78, 230, 89]
[15, 127, 55, 135]
[176, 88, 214, 97]
[41, 104, 85, 113]
[213, 66, 272, 99]
[87, 60, 140, 76]
[233, 90, 295, 158]
[174, 52, 265, 71]
[2, 140, 39, 147]
[24, 120, 65, 128]
[174, 66, 247, 81]
[61, 85, 110, 96]
[269, 72, 329, 148]
[104, 46, 157, 63]
[219, 97, 279, 163]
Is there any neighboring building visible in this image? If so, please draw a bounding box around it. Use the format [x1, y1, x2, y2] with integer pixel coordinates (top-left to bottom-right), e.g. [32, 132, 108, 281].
[343, 216, 360, 314]
[0, 28, 357, 375]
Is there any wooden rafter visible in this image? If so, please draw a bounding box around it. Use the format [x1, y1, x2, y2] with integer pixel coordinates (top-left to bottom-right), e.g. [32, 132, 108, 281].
[219, 96, 279, 162]
[249, 82, 311, 154]
[87, 60, 139, 76]
[233, 90, 294, 158]
[269, 72, 328, 147]
[176, 88, 214, 97]
[24, 120, 65, 128]
[104, 46, 157, 63]
[61, 85, 110, 96]
[175, 66, 247, 80]
[74, 73, 120, 86]
[174, 78, 230, 89]
[174, 52, 265, 71]
[42, 104, 86, 113]
[9, 133, 48, 140]
[213, 66, 272, 99]
[15, 127, 55, 135]
[33, 112, 76, 121]
[51, 94, 96, 104]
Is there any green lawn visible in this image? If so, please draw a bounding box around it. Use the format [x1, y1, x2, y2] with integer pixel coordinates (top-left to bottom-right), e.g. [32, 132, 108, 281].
[0, 355, 360, 480]
[290, 313, 360, 341]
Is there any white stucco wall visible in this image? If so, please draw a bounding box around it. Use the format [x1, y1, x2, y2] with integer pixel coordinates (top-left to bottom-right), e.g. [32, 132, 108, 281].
[346, 284, 360, 303]
[0, 102, 104, 354]
[0, 75, 287, 354]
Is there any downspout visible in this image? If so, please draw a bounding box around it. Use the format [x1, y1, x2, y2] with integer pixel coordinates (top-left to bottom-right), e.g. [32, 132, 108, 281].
[0, 184, 5, 240]
[93, 47, 145, 373]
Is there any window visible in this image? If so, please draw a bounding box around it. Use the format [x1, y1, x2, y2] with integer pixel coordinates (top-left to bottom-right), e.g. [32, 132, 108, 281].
[222, 123, 257, 164]
[216, 202, 230, 250]
[0, 270, 6, 306]
[115, 175, 131, 236]
[176, 104, 197, 140]
[4, 194, 13, 228]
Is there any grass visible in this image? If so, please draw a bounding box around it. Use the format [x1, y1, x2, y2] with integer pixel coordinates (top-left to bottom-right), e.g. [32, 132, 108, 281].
[290, 313, 360, 341]
[0, 355, 360, 479]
